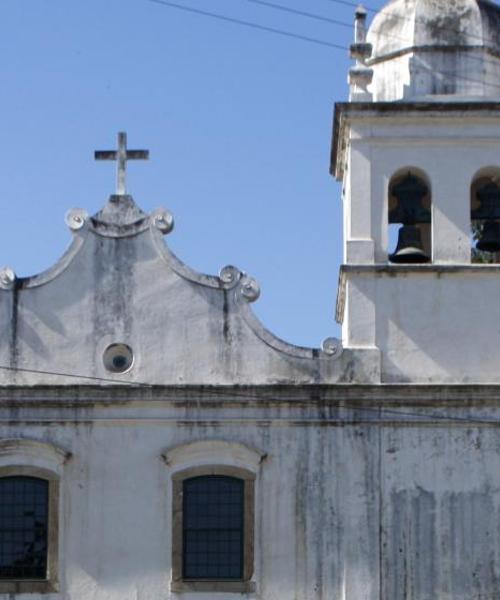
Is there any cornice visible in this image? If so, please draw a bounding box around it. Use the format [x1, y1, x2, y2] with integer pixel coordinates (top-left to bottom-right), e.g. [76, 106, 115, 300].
[330, 100, 500, 179]
[1, 383, 500, 406]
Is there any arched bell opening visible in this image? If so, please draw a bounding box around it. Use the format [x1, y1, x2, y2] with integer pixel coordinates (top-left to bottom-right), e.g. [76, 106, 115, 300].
[471, 168, 500, 264]
[388, 168, 432, 264]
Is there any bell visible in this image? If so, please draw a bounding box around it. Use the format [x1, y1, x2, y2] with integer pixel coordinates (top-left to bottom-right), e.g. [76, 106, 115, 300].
[389, 225, 430, 264]
[471, 181, 500, 221]
[389, 173, 431, 225]
[476, 220, 500, 253]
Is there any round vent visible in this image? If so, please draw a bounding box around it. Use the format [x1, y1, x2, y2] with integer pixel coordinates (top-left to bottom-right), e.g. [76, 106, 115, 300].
[103, 343, 134, 373]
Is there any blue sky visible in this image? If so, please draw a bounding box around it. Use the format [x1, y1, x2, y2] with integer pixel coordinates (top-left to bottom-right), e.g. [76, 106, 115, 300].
[1, 0, 387, 348]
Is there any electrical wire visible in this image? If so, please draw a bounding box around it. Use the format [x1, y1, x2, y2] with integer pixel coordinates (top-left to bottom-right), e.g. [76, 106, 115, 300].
[0, 4, 494, 426]
[147, 0, 349, 50]
[243, 0, 500, 57]
[245, 0, 485, 49]
[147, 0, 500, 93]
[0, 364, 151, 388]
[241, 0, 500, 81]
[1, 363, 500, 426]
[322, 0, 498, 47]
[244, 0, 354, 31]
[238, 0, 500, 53]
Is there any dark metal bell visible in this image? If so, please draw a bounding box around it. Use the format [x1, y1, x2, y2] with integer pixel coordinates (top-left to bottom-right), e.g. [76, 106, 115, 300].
[471, 182, 500, 221]
[476, 220, 500, 253]
[389, 173, 431, 225]
[389, 225, 430, 264]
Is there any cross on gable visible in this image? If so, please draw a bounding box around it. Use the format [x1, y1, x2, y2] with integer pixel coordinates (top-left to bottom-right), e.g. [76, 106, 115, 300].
[95, 132, 149, 195]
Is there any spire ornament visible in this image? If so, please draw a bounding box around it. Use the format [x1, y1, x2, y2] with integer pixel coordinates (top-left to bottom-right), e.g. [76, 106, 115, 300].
[349, 4, 373, 101]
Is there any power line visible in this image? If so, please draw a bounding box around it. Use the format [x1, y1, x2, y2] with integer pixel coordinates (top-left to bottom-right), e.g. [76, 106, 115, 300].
[244, 0, 353, 30]
[147, 0, 500, 93]
[322, 0, 361, 10]
[244, 0, 500, 75]
[147, 0, 349, 50]
[1, 362, 500, 426]
[322, 0, 497, 47]
[0, 364, 151, 388]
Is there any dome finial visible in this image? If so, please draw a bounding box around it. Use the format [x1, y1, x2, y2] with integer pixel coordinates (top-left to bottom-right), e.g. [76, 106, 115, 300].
[349, 4, 373, 101]
[355, 4, 368, 36]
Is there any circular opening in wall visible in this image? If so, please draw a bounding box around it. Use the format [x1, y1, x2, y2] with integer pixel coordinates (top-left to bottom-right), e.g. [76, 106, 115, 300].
[103, 343, 134, 373]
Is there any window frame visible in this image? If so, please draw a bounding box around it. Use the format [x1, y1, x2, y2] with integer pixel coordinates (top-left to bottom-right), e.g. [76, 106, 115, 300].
[171, 465, 255, 594]
[0, 466, 59, 594]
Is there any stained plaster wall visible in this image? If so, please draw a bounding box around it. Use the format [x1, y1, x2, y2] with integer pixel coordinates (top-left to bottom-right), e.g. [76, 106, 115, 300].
[366, 0, 500, 102]
[0, 196, 387, 599]
[367, 49, 497, 102]
[0, 125, 497, 600]
[2, 388, 500, 600]
[0, 196, 377, 388]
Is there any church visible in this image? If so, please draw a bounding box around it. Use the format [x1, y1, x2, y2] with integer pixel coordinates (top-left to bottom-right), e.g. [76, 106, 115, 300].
[1, 0, 500, 598]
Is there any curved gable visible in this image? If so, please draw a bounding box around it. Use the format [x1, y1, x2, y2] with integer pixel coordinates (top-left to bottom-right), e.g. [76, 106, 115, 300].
[0, 196, 376, 386]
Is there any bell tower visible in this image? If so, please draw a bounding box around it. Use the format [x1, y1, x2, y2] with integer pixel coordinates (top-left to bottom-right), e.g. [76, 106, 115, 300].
[332, 0, 500, 383]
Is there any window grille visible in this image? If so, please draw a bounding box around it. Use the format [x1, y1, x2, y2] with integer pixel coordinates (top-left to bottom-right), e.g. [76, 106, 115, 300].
[0, 476, 49, 580]
[183, 475, 244, 580]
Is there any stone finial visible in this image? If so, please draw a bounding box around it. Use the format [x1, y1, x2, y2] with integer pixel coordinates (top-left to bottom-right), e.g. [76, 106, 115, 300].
[240, 275, 260, 302]
[65, 208, 88, 232]
[322, 337, 343, 358]
[349, 4, 373, 102]
[354, 4, 368, 44]
[151, 208, 174, 234]
[219, 265, 241, 288]
[0, 267, 16, 290]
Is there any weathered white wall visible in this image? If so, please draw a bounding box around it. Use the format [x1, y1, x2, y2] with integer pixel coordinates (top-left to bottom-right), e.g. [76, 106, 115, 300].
[345, 268, 500, 382]
[368, 49, 500, 102]
[1, 392, 500, 600]
[344, 112, 500, 265]
[337, 106, 500, 382]
[366, 0, 500, 102]
[0, 196, 377, 387]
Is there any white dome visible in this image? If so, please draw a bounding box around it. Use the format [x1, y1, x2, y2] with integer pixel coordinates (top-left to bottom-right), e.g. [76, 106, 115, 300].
[366, 0, 500, 100]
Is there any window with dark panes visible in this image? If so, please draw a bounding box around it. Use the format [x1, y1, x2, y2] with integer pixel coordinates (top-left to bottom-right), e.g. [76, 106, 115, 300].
[183, 475, 244, 580]
[0, 476, 49, 580]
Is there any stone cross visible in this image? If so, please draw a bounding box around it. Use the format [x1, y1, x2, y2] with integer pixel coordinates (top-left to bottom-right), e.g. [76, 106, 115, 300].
[95, 132, 149, 195]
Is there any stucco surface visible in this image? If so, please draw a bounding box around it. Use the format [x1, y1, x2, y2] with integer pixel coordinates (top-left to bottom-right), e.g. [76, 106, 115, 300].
[343, 267, 500, 382]
[333, 104, 500, 383]
[1, 388, 500, 600]
[0, 196, 372, 387]
[366, 0, 500, 100]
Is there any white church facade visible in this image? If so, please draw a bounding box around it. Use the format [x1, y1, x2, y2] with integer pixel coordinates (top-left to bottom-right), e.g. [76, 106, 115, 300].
[2, 1, 500, 599]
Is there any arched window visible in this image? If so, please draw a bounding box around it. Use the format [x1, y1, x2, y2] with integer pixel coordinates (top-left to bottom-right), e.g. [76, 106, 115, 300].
[388, 169, 432, 264]
[183, 475, 244, 580]
[471, 168, 500, 263]
[0, 476, 49, 580]
[171, 464, 256, 594]
[0, 439, 69, 595]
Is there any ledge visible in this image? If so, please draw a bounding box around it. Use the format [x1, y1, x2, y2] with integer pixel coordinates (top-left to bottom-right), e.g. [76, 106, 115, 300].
[366, 44, 500, 66]
[171, 580, 256, 594]
[3, 383, 500, 406]
[341, 263, 500, 274]
[331, 100, 500, 178]
[0, 579, 58, 594]
[336, 263, 500, 323]
[335, 100, 500, 117]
